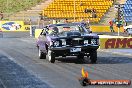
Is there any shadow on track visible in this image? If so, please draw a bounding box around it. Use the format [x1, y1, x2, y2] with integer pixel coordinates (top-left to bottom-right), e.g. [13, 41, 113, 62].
[56, 57, 91, 64]
[54, 56, 132, 64]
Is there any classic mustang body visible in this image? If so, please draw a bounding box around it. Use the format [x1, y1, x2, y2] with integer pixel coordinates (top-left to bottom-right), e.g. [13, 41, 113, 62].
[36, 22, 99, 63]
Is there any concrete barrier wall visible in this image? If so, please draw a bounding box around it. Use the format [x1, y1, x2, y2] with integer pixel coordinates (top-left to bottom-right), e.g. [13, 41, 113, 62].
[0, 22, 124, 32]
[100, 38, 132, 49]
[0, 21, 30, 31]
[91, 26, 124, 32]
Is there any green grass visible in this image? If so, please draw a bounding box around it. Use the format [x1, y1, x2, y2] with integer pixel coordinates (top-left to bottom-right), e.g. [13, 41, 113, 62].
[0, 0, 43, 13]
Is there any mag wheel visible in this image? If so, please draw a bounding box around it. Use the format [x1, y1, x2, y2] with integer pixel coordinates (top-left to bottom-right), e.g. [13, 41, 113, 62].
[89, 50, 97, 64]
[47, 49, 55, 63]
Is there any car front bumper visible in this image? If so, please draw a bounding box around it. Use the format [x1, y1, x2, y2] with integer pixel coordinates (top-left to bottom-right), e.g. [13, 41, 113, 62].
[49, 45, 99, 56]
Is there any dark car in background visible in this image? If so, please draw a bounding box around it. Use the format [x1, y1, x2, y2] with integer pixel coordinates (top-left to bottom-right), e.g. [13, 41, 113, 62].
[36, 23, 99, 63]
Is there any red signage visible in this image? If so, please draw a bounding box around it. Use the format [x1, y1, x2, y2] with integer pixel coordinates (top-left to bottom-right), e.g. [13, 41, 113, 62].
[105, 38, 132, 49]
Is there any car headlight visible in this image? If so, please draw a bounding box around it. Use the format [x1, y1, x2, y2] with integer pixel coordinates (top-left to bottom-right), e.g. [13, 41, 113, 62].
[54, 41, 59, 47]
[84, 40, 89, 45]
[91, 39, 96, 45]
[62, 40, 66, 46]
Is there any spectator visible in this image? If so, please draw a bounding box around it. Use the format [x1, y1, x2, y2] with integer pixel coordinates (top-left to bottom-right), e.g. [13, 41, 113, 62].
[64, 19, 68, 23]
[80, 1, 83, 6]
[91, 8, 97, 18]
[0, 11, 3, 20]
[84, 8, 91, 13]
[85, 18, 90, 28]
[84, 8, 89, 13]
[39, 13, 43, 20]
[109, 20, 115, 32]
[86, 18, 90, 25]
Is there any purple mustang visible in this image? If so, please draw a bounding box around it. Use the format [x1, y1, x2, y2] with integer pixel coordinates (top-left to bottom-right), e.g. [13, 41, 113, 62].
[36, 23, 99, 63]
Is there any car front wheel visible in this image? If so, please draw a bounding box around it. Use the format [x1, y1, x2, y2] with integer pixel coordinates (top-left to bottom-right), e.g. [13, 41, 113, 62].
[47, 49, 55, 63]
[89, 50, 97, 64]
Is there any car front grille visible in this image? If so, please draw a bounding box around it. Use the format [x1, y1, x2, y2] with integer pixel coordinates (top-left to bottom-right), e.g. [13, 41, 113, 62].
[71, 40, 84, 46]
[66, 38, 84, 46]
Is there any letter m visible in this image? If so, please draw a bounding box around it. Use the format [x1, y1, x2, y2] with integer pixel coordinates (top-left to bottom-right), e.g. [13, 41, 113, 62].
[115, 38, 127, 48]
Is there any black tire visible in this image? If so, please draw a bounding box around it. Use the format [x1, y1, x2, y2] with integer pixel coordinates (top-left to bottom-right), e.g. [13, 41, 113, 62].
[77, 55, 84, 62]
[89, 50, 97, 64]
[47, 49, 55, 63]
[38, 48, 46, 59]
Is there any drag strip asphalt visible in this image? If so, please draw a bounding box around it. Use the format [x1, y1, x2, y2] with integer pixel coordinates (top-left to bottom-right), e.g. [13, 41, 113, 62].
[0, 32, 132, 88]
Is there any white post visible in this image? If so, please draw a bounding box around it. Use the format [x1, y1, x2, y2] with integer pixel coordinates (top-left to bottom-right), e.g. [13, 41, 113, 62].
[30, 25, 32, 37]
[74, 0, 76, 22]
[118, 27, 120, 36]
[7, 0, 9, 19]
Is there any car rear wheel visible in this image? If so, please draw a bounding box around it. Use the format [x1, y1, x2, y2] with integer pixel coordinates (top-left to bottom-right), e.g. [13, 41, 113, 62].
[89, 50, 97, 64]
[47, 49, 55, 63]
[38, 48, 46, 59]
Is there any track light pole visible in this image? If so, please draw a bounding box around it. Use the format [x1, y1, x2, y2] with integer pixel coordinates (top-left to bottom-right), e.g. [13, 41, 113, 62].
[74, 0, 76, 22]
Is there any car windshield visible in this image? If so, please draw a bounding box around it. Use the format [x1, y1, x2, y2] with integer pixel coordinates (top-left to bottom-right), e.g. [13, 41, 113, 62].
[47, 24, 88, 35]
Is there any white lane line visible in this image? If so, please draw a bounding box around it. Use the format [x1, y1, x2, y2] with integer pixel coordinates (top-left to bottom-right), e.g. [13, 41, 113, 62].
[0, 51, 14, 88]
[0, 50, 15, 61]
[0, 50, 53, 88]
[98, 49, 132, 57]
[0, 79, 7, 88]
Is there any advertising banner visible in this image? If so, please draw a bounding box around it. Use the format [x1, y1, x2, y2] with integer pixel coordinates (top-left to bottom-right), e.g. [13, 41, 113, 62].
[35, 29, 43, 38]
[0, 21, 29, 31]
[100, 38, 132, 49]
[91, 26, 124, 32]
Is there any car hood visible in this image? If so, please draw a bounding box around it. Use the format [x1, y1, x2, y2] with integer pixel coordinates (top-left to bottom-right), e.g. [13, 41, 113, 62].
[48, 31, 99, 40]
